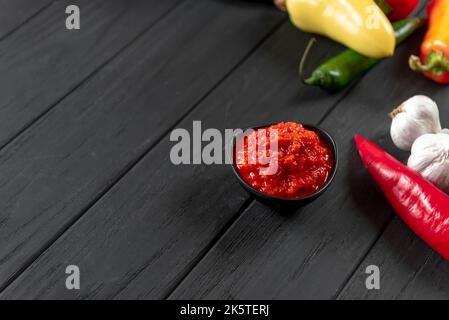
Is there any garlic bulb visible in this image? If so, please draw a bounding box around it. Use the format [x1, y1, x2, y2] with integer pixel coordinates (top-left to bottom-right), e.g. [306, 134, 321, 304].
[408, 133, 449, 192]
[390, 95, 441, 151]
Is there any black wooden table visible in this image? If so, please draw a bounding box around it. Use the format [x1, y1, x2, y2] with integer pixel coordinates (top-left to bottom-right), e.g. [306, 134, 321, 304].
[0, 0, 447, 300]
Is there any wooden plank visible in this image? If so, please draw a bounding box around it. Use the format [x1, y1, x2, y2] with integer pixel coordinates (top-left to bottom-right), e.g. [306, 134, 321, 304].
[0, 0, 284, 297]
[339, 218, 449, 299]
[0, 19, 357, 298]
[0, 0, 180, 148]
[337, 85, 449, 300]
[0, 0, 51, 41]
[168, 21, 441, 299]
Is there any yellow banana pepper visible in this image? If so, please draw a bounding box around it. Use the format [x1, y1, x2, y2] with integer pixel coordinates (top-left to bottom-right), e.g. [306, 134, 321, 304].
[285, 0, 396, 58]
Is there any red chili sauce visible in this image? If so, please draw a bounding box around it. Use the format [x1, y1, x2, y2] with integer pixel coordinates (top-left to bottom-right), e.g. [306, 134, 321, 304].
[234, 122, 334, 199]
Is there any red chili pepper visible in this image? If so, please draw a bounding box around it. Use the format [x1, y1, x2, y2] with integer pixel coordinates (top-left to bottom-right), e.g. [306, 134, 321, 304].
[376, 0, 420, 21]
[409, 0, 449, 84]
[355, 135, 449, 261]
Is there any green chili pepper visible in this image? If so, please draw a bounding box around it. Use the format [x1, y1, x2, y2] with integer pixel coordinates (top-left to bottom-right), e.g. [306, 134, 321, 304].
[300, 17, 425, 92]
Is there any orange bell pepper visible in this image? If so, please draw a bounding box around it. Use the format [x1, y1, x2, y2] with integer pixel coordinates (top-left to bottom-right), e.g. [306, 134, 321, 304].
[409, 0, 449, 84]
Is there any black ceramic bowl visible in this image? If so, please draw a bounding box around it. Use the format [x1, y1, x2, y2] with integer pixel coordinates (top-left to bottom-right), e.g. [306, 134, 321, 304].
[231, 123, 338, 207]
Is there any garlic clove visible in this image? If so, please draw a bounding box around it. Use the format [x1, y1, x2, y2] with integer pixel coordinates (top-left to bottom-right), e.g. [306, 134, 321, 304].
[408, 133, 449, 192]
[390, 95, 441, 151]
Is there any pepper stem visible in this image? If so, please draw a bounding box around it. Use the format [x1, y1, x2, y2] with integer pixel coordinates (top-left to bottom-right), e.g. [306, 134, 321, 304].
[409, 52, 449, 76]
[299, 38, 317, 85]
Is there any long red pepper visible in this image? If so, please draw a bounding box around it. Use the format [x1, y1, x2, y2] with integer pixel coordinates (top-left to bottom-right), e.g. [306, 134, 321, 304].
[355, 135, 449, 260]
[409, 0, 449, 84]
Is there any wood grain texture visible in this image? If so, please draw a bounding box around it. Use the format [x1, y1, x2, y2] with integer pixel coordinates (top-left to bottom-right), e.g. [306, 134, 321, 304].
[2, 0, 443, 300]
[0, 19, 358, 298]
[169, 23, 444, 300]
[0, 0, 284, 298]
[0, 0, 180, 149]
[339, 218, 449, 300]
[0, 0, 52, 41]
